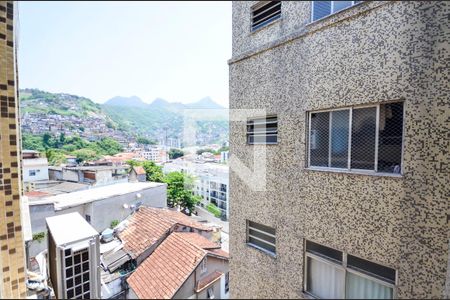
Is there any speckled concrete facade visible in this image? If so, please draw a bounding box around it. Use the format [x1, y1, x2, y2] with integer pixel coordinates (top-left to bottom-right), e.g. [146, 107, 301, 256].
[229, 1, 449, 299]
[0, 1, 27, 298]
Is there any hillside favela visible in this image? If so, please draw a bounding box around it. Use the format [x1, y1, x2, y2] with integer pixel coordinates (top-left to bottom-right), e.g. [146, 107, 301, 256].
[0, 1, 449, 300]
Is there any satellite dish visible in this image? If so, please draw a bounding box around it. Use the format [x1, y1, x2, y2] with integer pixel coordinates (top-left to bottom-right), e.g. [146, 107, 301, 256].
[123, 204, 129, 209]
[136, 193, 142, 199]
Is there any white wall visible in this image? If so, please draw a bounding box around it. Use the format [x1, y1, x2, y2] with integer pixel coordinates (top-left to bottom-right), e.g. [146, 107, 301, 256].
[28, 184, 167, 257]
[23, 158, 49, 182]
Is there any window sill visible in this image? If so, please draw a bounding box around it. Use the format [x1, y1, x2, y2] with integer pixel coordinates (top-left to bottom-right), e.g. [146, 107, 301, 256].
[305, 167, 403, 178]
[246, 243, 277, 259]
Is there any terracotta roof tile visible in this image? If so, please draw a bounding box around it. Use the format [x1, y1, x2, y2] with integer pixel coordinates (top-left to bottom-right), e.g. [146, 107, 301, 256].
[133, 166, 146, 175]
[196, 271, 223, 292]
[119, 207, 212, 258]
[176, 232, 221, 250]
[207, 248, 230, 259]
[127, 232, 207, 299]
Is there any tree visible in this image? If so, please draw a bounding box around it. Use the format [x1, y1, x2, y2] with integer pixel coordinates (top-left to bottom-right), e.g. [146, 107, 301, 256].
[142, 161, 164, 182]
[126, 160, 141, 167]
[168, 148, 184, 159]
[73, 148, 99, 163]
[42, 132, 56, 149]
[196, 148, 214, 155]
[213, 146, 229, 155]
[163, 171, 200, 214]
[22, 133, 45, 152]
[45, 149, 67, 166]
[91, 137, 123, 156]
[136, 137, 156, 145]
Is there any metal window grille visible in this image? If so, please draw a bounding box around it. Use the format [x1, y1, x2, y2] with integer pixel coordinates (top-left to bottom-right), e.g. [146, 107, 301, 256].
[308, 102, 404, 174]
[304, 240, 396, 299]
[246, 220, 276, 255]
[251, 1, 281, 31]
[247, 116, 278, 145]
[311, 1, 362, 22]
[64, 248, 91, 299]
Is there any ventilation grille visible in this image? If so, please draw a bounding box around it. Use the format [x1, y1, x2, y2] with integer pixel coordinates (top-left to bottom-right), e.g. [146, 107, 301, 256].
[64, 248, 91, 299]
[247, 116, 278, 144]
[251, 1, 281, 31]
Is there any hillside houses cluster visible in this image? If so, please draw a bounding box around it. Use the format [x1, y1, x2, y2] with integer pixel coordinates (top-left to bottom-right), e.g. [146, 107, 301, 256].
[21, 112, 130, 144]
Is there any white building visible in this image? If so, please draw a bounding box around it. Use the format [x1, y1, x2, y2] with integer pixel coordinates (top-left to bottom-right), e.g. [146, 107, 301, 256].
[22, 150, 49, 183]
[139, 146, 168, 163]
[163, 160, 229, 220]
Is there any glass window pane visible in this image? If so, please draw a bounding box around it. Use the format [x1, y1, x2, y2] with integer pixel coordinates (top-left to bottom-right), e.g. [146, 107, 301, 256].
[351, 107, 376, 170]
[313, 1, 332, 21]
[333, 1, 353, 12]
[346, 272, 393, 299]
[310, 112, 330, 167]
[306, 256, 344, 298]
[377, 102, 403, 173]
[330, 110, 350, 168]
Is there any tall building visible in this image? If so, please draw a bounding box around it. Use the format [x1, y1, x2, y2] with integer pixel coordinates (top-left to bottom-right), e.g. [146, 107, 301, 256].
[229, 1, 449, 299]
[0, 1, 27, 298]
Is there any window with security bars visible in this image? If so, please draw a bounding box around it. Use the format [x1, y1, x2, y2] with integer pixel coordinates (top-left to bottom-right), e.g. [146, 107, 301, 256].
[64, 248, 91, 299]
[251, 1, 282, 32]
[247, 116, 278, 144]
[246, 220, 276, 255]
[304, 240, 396, 299]
[308, 102, 404, 174]
[311, 1, 362, 22]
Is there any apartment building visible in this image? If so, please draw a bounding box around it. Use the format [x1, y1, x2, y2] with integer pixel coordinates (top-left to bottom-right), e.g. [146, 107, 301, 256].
[165, 160, 230, 219]
[229, 1, 449, 299]
[0, 1, 27, 298]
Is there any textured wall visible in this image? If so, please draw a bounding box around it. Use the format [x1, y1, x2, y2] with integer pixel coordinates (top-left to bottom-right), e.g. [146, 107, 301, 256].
[229, 1, 449, 299]
[0, 1, 27, 298]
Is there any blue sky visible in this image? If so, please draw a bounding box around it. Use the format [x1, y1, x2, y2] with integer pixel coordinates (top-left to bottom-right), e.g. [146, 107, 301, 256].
[18, 1, 232, 106]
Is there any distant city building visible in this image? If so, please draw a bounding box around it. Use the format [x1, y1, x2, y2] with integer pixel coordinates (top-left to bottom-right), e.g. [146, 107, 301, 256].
[22, 150, 49, 183]
[138, 146, 168, 163]
[164, 160, 229, 219]
[229, 1, 449, 299]
[220, 151, 229, 163]
[48, 165, 129, 187]
[46, 212, 101, 299]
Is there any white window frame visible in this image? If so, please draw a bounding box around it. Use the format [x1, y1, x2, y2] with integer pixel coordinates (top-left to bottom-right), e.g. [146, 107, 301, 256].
[303, 242, 397, 299]
[310, 1, 363, 23]
[200, 257, 207, 274]
[307, 102, 405, 176]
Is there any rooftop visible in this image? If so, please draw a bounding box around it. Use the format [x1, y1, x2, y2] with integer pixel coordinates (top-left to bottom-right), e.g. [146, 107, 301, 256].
[126, 232, 207, 299]
[118, 207, 212, 259]
[46, 212, 98, 246]
[132, 166, 146, 175]
[29, 181, 165, 210]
